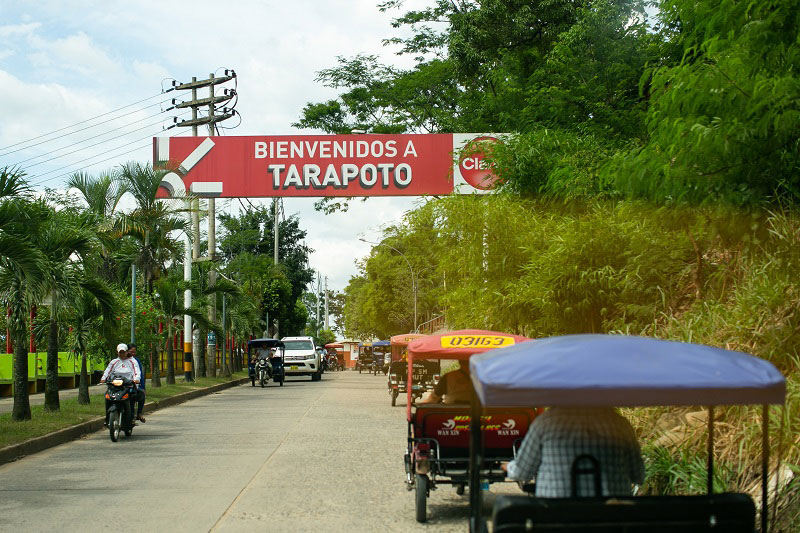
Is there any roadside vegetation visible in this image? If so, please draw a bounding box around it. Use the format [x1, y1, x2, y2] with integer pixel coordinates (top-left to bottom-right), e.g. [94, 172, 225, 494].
[0, 163, 315, 424]
[296, 0, 799, 528]
[0, 372, 246, 449]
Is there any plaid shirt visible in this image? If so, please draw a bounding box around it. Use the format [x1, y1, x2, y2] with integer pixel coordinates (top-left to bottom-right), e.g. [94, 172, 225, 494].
[506, 407, 644, 498]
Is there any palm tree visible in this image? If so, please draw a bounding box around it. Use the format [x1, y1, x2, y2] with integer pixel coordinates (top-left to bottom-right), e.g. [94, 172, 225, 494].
[115, 162, 187, 294]
[224, 293, 261, 373]
[67, 171, 127, 283]
[68, 283, 115, 404]
[0, 168, 47, 420]
[114, 162, 189, 382]
[36, 209, 97, 411]
[152, 274, 213, 384]
[67, 171, 127, 218]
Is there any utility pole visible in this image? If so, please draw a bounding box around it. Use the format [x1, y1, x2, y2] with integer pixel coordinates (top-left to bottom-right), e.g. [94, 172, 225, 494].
[324, 276, 329, 330]
[206, 73, 217, 378]
[273, 197, 280, 338]
[315, 272, 321, 338]
[130, 266, 136, 344]
[171, 69, 237, 381]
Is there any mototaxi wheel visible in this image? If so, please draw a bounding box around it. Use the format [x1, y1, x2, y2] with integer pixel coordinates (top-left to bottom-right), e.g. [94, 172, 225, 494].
[391, 390, 398, 406]
[415, 473, 428, 523]
[109, 409, 122, 442]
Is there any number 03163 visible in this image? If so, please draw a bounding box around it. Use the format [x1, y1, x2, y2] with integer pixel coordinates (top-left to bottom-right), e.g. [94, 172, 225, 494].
[440, 335, 515, 348]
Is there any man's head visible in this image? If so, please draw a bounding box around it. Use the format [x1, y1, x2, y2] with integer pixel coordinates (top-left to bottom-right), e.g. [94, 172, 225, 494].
[458, 359, 470, 373]
[116, 343, 128, 359]
[128, 343, 137, 358]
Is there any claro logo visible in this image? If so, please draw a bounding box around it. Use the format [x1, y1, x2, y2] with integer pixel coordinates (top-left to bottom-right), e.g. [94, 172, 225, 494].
[458, 136, 501, 191]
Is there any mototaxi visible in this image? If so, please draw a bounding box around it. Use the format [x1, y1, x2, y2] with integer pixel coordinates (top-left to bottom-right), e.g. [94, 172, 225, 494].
[467, 334, 787, 533]
[247, 338, 285, 387]
[405, 329, 535, 523]
[388, 333, 438, 406]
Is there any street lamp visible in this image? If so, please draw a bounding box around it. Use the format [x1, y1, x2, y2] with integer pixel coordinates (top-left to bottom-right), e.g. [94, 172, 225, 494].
[359, 238, 417, 332]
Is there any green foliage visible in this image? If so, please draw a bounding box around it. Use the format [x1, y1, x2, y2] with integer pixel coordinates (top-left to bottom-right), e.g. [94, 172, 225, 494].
[218, 205, 314, 337]
[606, 0, 800, 206]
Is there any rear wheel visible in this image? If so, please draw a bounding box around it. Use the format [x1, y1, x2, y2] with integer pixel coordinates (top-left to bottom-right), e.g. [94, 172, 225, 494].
[415, 474, 428, 523]
[391, 390, 398, 406]
[109, 410, 121, 442]
[123, 401, 133, 437]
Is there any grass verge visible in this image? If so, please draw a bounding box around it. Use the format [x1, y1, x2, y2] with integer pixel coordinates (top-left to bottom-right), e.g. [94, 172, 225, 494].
[0, 372, 247, 449]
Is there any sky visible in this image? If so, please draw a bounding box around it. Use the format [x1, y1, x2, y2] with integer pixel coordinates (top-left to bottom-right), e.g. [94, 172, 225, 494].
[0, 0, 431, 297]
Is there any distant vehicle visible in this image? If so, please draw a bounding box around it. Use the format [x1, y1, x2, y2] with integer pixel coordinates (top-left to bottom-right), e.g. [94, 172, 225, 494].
[316, 347, 328, 372]
[281, 336, 322, 381]
[247, 338, 285, 387]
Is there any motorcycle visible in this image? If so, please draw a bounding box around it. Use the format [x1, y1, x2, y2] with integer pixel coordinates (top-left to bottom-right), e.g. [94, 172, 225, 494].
[105, 374, 136, 442]
[256, 357, 272, 387]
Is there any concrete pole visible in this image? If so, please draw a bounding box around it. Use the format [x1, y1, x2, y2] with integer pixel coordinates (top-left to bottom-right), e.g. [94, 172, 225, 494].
[183, 198, 193, 381]
[206, 73, 217, 377]
[222, 294, 230, 376]
[190, 77, 201, 378]
[324, 276, 329, 330]
[273, 197, 279, 338]
[315, 272, 320, 337]
[130, 265, 136, 344]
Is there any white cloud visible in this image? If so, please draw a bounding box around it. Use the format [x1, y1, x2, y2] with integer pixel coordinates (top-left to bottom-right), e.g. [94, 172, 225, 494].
[1, 0, 441, 295]
[0, 22, 41, 38]
[26, 30, 123, 78]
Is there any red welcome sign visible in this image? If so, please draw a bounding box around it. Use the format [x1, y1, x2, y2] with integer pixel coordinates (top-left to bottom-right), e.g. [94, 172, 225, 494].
[153, 133, 502, 198]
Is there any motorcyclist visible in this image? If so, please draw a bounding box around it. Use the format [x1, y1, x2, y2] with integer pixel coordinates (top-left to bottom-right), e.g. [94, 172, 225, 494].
[128, 343, 146, 423]
[101, 343, 141, 426]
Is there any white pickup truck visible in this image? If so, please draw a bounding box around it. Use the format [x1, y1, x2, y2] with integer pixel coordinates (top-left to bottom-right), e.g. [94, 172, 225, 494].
[281, 336, 322, 381]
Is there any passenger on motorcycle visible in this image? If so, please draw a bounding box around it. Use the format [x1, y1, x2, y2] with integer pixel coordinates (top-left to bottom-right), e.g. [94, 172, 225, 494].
[128, 343, 146, 423]
[100, 343, 141, 426]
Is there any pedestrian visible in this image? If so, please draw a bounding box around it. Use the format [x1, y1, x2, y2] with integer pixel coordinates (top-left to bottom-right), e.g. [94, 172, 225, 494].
[501, 407, 645, 497]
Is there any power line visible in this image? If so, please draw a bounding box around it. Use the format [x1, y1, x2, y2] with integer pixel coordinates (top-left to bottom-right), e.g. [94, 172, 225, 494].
[13, 110, 182, 167]
[29, 126, 188, 185]
[0, 91, 173, 154]
[33, 128, 191, 188]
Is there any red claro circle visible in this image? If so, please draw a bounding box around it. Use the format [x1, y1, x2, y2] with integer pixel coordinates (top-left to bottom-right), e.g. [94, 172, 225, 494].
[458, 136, 501, 190]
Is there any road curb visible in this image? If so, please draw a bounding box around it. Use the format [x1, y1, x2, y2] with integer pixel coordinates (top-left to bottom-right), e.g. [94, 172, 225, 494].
[0, 377, 248, 466]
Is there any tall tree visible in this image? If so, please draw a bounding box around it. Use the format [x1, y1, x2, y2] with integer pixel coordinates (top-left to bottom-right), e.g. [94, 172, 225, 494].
[0, 170, 47, 421]
[218, 206, 314, 337]
[152, 274, 214, 384]
[36, 209, 96, 411]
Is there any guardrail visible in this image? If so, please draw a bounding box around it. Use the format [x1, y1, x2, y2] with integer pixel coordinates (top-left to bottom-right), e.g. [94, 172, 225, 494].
[417, 315, 447, 335]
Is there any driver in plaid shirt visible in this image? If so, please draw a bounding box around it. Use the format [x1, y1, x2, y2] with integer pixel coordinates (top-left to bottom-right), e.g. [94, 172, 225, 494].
[502, 407, 645, 498]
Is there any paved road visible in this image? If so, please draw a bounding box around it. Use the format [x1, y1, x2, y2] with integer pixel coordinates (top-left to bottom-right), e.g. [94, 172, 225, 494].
[0, 371, 512, 532]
